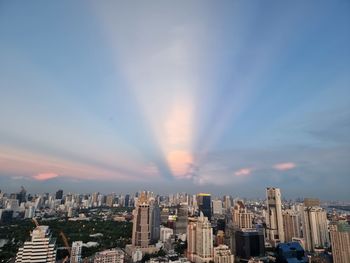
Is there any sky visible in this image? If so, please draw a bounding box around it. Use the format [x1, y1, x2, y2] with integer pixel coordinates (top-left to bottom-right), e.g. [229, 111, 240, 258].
[0, 1, 349, 200]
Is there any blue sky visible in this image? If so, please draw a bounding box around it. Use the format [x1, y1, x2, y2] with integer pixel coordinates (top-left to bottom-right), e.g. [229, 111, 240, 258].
[0, 1, 349, 199]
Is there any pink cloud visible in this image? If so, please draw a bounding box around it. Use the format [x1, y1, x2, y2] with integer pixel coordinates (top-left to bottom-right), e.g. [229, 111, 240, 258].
[273, 162, 296, 171]
[32, 172, 59, 181]
[234, 168, 252, 177]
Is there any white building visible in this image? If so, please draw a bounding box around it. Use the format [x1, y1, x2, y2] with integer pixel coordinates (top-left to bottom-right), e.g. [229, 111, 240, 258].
[212, 200, 223, 215]
[71, 241, 83, 263]
[194, 213, 213, 263]
[15, 225, 56, 263]
[302, 206, 329, 251]
[213, 245, 234, 263]
[266, 187, 284, 244]
[94, 248, 124, 263]
[160, 226, 173, 242]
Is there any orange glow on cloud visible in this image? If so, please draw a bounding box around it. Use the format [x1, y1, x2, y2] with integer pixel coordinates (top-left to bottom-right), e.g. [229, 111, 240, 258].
[234, 168, 253, 176]
[273, 162, 296, 171]
[32, 172, 59, 181]
[167, 150, 193, 178]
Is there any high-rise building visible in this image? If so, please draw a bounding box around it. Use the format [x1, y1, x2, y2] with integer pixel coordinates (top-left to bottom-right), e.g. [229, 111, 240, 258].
[301, 204, 329, 251]
[106, 194, 115, 208]
[150, 203, 161, 243]
[194, 212, 213, 263]
[15, 225, 56, 263]
[94, 248, 124, 263]
[282, 209, 301, 242]
[330, 222, 350, 263]
[132, 192, 151, 248]
[17, 186, 27, 205]
[125, 194, 130, 207]
[197, 193, 211, 221]
[212, 200, 223, 216]
[232, 200, 253, 229]
[235, 229, 265, 261]
[175, 203, 188, 235]
[266, 187, 285, 244]
[71, 241, 83, 263]
[55, 189, 63, 200]
[213, 245, 234, 263]
[187, 219, 197, 262]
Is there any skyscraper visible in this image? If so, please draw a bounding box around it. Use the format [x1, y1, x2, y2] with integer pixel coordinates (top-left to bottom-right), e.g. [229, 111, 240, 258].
[132, 192, 150, 248]
[15, 225, 56, 263]
[55, 189, 63, 200]
[175, 203, 188, 235]
[187, 219, 197, 262]
[301, 203, 329, 251]
[282, 209, 301, 242]
[330, 221, 350, 263]
[195, 212, 213, 263]
[149, 203, 161, 243]
[197, 193, 211, 221]
[266, 187, 285, 244]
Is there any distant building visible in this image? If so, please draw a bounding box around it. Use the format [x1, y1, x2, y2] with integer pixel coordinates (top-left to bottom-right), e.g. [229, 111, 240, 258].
[330, 221, 350, 263]
[71, 241, 83, 263]
[212, 200, 223, 216]
[176, 203, 188, 235]
[160, 226, 173, 242]
[235, 229, 265, 261]
[106, 194, 115, 208]
[15, 225, 56, 263]
[213, 245, 234, 263]
[266, 187, 285, 244]
[276, 242, 307, 263]
[197, 194, 211, 221]
[94, 248, 124, 263]
[55, 189, 63, 200]
[232, 200, 253, 229]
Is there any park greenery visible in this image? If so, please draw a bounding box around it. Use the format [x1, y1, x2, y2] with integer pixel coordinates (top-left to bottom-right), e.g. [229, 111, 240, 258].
[0, 217, 132, 262]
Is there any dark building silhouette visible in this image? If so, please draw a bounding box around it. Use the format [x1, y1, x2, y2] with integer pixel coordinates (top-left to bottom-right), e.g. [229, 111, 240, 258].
[55, 189, 63, 200]
[235, 229, 265, 260]
[197, 193, 211, 220]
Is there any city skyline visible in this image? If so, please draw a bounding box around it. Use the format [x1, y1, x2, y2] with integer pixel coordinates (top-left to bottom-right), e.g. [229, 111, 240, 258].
[0, 1, 349, 199]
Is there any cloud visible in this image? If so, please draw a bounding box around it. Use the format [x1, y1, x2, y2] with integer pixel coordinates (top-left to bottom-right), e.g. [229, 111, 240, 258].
[234, 168, 253, 176]
[32, 172, 59, 181]
[273, 162, 296, 171]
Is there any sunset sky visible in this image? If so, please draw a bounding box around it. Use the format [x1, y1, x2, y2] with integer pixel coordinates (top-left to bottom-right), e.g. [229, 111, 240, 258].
[0, 1, 349, 199]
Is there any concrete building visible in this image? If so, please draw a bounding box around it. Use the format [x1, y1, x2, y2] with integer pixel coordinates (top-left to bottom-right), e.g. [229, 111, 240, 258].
[213, 245, 234, 263]
[94, 248, 124, 263]
[301, 205, 329, 251]
[160, 226, 173, 242]
[176, 203, 188, 235]
[15, 225, 56, 263]
[232, 200, 253, 229]
[71, 241, 83, 263]
[212, 200, 223, 216]
[266, 187, 285, 244]
[187, 219, 197, 262]
[282, 209, 301, 242]
[330, 222, 350, 263]
[194, 213, 213, 263]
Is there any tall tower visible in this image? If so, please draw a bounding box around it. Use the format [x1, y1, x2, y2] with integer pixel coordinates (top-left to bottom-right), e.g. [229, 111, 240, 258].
[15, 225, 56, 263]
[176, 203, 188, 235]
[195, 212, 213, 263]
[302, 203, 329, 251]
[132, 192, 151, 248]
[187, 219, 197, 262]
[330, 222, 350, 263]
[197, 193, 211, 221]
[282, 209, 301, 242]
[266, 187, 285, 243]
